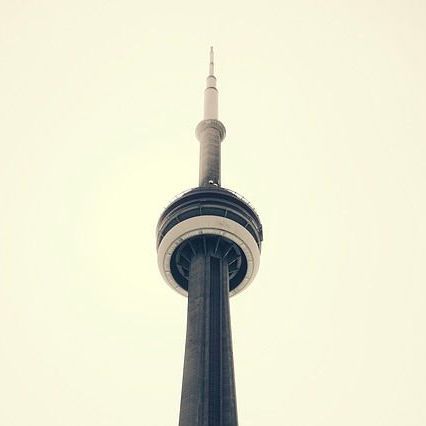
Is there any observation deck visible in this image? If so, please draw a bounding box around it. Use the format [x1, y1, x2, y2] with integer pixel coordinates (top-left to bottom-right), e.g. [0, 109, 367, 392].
[156, 186, 263, 297]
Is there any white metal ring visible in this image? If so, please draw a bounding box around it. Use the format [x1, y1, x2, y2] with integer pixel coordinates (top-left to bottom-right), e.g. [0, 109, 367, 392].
[157, 215, 261, 297]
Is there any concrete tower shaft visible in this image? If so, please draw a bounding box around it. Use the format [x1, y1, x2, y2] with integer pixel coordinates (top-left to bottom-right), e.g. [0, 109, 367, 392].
[156, 48, 262, 426]
[179, 237, 238, 425]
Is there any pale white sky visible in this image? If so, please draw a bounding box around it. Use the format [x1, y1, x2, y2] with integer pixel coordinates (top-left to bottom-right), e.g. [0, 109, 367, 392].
[1, 1, 425, 425]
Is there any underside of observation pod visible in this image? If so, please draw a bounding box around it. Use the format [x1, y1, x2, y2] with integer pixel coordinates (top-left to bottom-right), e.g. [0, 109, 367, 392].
[157, 186, 263, 297]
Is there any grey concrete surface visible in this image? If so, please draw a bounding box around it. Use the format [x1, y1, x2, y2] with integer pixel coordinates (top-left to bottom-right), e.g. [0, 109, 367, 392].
[179, 249, 238, 426]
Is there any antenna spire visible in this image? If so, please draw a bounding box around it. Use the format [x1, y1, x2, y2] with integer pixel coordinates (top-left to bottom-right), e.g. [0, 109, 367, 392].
[196, 47, 226, 187]
[204, 47, 218, 119]
[209, 46, 214, 75]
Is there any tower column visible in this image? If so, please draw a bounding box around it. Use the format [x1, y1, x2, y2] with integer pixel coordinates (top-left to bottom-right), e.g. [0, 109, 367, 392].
[156, 47, 263, 426]
[179, 245, 238, 426]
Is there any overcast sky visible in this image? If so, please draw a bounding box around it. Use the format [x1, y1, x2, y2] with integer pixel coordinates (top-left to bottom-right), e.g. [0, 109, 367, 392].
[1, 1, 425, 425]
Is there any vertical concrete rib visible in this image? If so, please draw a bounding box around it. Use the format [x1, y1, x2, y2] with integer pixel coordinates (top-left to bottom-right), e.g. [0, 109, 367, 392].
[179, 250, 238, 426]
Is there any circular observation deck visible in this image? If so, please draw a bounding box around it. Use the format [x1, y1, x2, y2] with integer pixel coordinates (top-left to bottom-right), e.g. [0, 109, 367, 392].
[157, 186, 263, 297]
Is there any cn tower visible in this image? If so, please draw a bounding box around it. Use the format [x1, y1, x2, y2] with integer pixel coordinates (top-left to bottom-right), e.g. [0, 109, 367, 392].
[156, 48, 263, 426]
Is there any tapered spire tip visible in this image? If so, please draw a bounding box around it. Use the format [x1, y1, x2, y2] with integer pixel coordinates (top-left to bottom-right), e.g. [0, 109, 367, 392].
[203, 46, 218, 120]
[209, 46, 214, 76]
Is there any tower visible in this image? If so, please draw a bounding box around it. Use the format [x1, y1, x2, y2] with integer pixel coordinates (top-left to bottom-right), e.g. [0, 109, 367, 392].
[156, 48, 263, 426]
